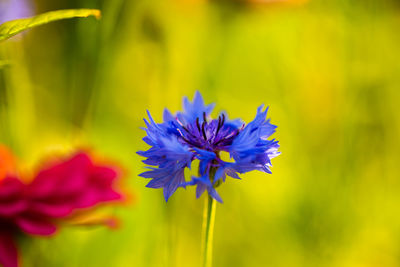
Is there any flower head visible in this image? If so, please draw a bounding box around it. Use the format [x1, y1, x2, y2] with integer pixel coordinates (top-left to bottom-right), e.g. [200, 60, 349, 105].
[138, 91, 280, 202]
[0, 146, 124, 267]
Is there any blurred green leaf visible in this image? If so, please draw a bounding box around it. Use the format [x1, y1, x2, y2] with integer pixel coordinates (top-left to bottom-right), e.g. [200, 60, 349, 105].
[0, 9, 101, 41]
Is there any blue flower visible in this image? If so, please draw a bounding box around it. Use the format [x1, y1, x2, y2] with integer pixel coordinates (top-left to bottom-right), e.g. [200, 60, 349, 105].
[138, 91, 280, 202]
[184, 175, 223, 203]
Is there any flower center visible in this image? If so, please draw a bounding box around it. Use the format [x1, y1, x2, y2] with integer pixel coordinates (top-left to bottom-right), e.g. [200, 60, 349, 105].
[177, 112, 240, 152]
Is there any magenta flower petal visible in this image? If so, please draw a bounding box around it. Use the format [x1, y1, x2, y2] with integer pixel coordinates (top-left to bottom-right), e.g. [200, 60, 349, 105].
[54, 153, 91, 194]
[0, 177, 24, 198]
[73, 188, 100, 208]
[28, 202, 73, 218]
[29, 154, 90, 198]
[99, 189, 122, 202]
[0, 199, 27, 216]
[0, 178, 27, 217]
[15, 216, 57, 236]
[1, 148, 125, 267]
[90, 166, 118, 185]
[0, 231, 18, 267]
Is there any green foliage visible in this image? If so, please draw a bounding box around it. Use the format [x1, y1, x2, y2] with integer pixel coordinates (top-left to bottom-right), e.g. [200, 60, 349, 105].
[0, 9, 101, 41]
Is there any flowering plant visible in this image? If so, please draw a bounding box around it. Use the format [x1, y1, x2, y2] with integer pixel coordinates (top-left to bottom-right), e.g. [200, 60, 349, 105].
[138, 91, 280, 202]
[138, 91, 280, 267]
[0, 146, 124, 267]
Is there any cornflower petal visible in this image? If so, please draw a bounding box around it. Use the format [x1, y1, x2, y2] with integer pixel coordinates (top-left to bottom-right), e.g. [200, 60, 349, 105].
[179, 91, 215, 124]
[138, 91, 279, 202]
[184, 175, 223, 203]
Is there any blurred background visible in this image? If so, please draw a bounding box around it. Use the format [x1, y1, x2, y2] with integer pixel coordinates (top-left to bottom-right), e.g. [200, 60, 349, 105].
[1, 0, 400, 266]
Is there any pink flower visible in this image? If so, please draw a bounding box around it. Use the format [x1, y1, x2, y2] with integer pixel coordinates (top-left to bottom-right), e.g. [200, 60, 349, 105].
[0, 147, 124, 267]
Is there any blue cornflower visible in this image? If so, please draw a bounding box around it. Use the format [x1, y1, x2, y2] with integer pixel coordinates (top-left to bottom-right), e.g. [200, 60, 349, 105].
[137, 91, 280, 203]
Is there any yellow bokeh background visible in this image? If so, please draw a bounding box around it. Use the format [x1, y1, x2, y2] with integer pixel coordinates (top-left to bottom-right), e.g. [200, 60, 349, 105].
[1, 0, 400, 266]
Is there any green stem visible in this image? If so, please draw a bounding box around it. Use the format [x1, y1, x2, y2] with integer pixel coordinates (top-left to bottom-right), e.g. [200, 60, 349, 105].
[202, 194, 217, 267]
